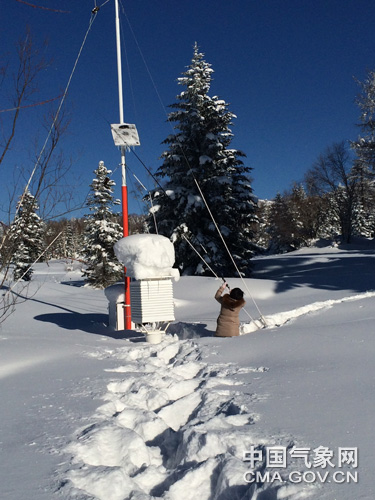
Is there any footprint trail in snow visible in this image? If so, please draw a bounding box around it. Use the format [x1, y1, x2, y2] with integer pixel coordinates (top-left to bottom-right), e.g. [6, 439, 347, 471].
[62, 336, 315, 500]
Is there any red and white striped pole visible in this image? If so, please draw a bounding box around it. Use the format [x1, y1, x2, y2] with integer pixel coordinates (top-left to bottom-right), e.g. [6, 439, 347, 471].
[115, 0, 131, 330]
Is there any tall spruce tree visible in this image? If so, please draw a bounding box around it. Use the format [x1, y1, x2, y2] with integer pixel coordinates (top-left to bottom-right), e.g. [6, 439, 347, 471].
[82, 161, 123, 289]
[148, 44, 258, 276]
[8, 190, 45, 281]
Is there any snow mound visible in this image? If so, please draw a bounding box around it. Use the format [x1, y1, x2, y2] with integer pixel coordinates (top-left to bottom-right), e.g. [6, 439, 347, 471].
[103, 283, 125, 303]
[114, 234, 180, 280]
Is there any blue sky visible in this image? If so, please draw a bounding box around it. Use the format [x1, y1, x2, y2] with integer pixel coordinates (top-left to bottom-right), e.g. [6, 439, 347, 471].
[2, 0, 375, 219]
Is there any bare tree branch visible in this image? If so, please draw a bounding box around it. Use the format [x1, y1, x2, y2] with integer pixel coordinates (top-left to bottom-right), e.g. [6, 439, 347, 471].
[0, 28, 49, 167]
[305, 141, 357, 243]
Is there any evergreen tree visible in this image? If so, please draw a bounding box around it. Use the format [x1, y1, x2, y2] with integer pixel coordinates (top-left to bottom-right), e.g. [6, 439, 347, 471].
[148, 44, 258, 276]
[313, 193, 340, 240]
[350, 71, 375, 236]
[8, 190, 45, 281]
[267, 185, 325, 253]
[64, 221, 74, 259]
[352, 70, 375, 173]
[82, 161, 123, 289]
[350, 160, 375, 238]
[254, 199, 273, 250]
[352, 199, 375, 237]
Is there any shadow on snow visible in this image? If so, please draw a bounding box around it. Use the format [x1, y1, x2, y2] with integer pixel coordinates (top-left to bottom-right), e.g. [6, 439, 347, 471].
[253, 251, 375, 295]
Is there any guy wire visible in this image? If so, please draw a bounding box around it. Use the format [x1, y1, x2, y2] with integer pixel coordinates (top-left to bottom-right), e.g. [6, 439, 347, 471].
[109, 6, 267, 327]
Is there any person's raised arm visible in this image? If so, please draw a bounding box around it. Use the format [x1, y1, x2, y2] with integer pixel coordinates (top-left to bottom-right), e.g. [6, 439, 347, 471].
[215, 283, 227, 302]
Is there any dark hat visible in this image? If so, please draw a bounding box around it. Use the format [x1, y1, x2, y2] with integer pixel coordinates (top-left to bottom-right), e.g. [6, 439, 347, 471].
[229, 288, 244, 300]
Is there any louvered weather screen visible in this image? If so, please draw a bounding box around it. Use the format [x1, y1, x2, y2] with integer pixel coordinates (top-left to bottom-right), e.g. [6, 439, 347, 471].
[130, 278, 175, 324]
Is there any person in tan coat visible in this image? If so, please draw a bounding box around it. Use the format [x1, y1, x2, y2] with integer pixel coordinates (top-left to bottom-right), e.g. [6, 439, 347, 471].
[214, 283, 245, 337]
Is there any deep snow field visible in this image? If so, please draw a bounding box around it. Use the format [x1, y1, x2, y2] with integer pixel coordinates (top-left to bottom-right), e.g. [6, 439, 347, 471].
[1, 239, 375, 500]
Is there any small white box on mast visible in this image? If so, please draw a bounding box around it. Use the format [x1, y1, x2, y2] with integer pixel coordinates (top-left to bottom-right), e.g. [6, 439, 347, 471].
[111, 123, 140, 147]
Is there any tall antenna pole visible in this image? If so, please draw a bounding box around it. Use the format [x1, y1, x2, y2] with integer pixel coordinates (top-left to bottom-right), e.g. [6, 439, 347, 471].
[115, 0, 131, 330]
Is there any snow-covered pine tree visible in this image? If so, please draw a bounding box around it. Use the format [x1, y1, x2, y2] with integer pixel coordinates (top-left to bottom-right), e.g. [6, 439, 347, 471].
[350, 161, 375, 237]
[82, 161, 123, 289]
[8, 190, 45, 281]
[64, 221, 74, 259]
[70, 219, 85, 259]
[148, 44, 258, 276]
[351, 71, 375, 234]
[254, 199, 273, 250]
[352, 199, 375, 237]
[352, 70, 375, 173]
[315, 192, 342, 240]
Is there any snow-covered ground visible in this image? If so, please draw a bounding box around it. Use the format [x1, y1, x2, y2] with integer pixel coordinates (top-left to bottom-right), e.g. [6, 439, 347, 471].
[1, 240, 375, 500]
